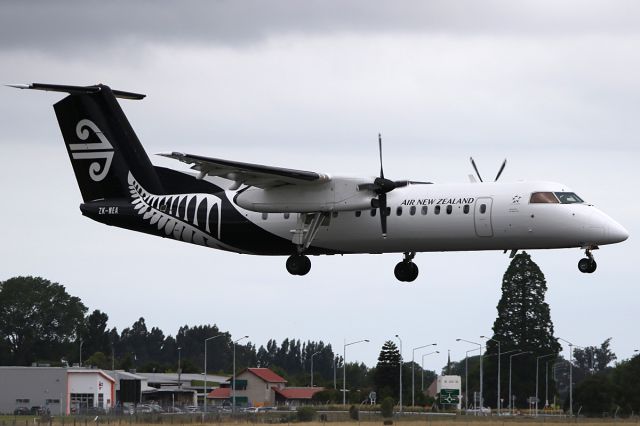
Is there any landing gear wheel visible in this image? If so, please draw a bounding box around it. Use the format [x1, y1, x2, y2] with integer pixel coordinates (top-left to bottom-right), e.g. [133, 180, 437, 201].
[286, 254, 311, 276]
[578, 258, 597, 273]
[394, 261, 419, 282]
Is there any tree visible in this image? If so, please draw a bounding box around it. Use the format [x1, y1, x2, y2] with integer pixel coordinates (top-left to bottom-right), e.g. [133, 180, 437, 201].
[0, 276, 87, 365]
[612, 354, 640, 414]
[574, 374, 614, 416]
[573, 338, 617, 375]
[374, 341, 401, 401]
[483, 253, 561, 409]
[79, 310, 111, 359]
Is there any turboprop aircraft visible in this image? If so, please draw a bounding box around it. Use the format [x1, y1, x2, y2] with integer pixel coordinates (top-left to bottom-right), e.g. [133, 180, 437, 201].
[10, 83, 629, 282]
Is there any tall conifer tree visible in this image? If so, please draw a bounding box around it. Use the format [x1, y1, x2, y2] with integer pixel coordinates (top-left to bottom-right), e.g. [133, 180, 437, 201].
[483, 252, 561, 409]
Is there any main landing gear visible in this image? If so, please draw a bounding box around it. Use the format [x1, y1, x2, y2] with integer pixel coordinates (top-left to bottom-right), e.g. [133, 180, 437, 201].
[394, 252, 419, 282]
[578, 248, 597, 274]
[286, 254, 311, 276]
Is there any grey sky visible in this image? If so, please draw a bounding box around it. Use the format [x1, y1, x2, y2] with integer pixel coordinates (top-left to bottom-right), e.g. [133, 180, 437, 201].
[0, 1, 638, 369]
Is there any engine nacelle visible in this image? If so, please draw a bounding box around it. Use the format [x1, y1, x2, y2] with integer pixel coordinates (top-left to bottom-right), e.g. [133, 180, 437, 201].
[234, 177, 374, 213]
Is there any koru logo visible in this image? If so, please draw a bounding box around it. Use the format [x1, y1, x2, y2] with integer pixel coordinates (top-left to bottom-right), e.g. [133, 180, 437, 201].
[69, 119, 114, 182]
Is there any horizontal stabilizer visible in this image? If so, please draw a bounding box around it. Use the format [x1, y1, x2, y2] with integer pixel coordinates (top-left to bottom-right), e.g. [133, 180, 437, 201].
[7, 83, 145, 100]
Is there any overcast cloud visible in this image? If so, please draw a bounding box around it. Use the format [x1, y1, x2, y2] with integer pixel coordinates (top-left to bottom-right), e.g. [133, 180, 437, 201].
[0, 1, 638, 369]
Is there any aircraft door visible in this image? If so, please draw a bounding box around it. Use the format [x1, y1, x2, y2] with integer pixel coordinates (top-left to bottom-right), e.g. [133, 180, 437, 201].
[474, 197, 494, 237]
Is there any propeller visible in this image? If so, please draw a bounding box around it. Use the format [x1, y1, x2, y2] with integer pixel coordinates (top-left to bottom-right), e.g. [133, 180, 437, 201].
[358, 134, 408, 238]
[470, 157, 507, 182]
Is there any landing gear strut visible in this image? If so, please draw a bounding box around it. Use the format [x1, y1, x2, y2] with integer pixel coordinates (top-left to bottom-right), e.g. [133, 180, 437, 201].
[286, 254, 311, 276]
[578, 248, 597, 274]
[394, 252, 419, 282]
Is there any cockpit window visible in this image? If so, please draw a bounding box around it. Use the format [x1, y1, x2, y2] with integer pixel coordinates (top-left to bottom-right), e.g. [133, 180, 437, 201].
[555, 192, 584, 204]
[530, 192, 559, 204]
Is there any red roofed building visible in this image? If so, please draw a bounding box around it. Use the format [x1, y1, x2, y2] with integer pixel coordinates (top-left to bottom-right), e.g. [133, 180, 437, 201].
[273, 387, 324, 407]
[207, 368, 287, 407]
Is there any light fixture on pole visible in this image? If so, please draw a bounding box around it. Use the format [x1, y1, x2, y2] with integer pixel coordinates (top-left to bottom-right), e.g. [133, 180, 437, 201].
[395, 335, 403, 413]
[203, 333, 225, 420]
[411, 343, 437, 407]
[457, 338, 483, 411]
[310, 350, 321, 387]
[558, 337, 575, 417]
[535, 353, 554, 416]
[232, 335, 249, 413]
[343, 339, 369, 405]
[480, 335, 501, 412]
[508, 351, 531, 415]
[421, 351, 439, 391]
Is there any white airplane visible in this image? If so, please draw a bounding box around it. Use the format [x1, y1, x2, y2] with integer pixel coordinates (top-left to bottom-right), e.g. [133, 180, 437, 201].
[10, 83, 629, 282]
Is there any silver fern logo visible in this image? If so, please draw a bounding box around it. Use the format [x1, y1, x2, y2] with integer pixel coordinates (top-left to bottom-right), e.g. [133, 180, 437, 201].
[127, 172, 241, 252]
[69, 119, 114, 182]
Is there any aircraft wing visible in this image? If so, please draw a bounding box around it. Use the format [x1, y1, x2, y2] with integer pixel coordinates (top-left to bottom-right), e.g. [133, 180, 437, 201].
[158, 152, 331, 189]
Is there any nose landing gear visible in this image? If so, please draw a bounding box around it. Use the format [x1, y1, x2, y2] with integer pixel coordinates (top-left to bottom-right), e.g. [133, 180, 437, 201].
[578, 248, 597, 273]
[394, 252, 419, 282]
[286, 254, 311, 276]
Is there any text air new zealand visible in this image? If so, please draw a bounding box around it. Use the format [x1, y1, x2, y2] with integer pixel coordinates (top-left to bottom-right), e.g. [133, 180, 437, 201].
[10, 83, 628, 282]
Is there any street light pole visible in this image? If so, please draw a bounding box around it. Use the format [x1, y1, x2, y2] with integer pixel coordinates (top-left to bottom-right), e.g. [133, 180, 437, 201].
[421, 351, 439, 391]
[509, 351, 531, 415]
[457, 338, 483, 411]
[558, 337, 575, 417]
[310, 351, 321, 387]
[462, 348, 479, 410]
[535, 354, 554, 416]
[395, 335, 403, 413]
[203, 334, 224, 420]
[412, 343, 437, 407]
[177, 347, 182, 389]
[480, 336, 500, 413]
[343, 339, 369, 405]
[79, 341, 83, 367]
[232, 336, 249, 413]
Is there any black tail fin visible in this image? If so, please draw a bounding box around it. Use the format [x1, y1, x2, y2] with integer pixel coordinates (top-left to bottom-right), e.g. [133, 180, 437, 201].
[16, 83, 164, 202]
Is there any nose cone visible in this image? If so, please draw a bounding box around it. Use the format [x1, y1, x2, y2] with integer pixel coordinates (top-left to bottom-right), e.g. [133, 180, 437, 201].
[588, 208, 629, 245]
[607, 220, 629, 244]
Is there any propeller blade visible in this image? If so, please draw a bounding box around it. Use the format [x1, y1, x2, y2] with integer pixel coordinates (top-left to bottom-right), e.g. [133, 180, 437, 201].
[378, 133, 384, 179]
[494, 158, 507, 181]
[394, 180, 410, 188]
[379, 192, 388, 238]
[470, 157, 484, 182]
[358, 183, 379, 192]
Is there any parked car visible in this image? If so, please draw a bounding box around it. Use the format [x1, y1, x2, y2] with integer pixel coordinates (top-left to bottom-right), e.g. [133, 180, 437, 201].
[13, 407, 30, 415]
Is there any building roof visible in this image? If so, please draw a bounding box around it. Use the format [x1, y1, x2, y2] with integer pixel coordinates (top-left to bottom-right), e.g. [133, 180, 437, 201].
[243, 368, 287, 383]
[207, 387, 231, 399]
[273, 387, 324, 400]
[67, 368, 115, 383]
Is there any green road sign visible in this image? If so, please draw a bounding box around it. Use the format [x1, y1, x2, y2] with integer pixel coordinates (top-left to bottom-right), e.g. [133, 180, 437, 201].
[440, 388, 460, 404]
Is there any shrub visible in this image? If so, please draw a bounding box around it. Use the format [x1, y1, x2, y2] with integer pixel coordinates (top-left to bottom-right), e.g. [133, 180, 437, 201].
[349, 404, 359, 420]
[381, 396, 395, 418]
[297, 406, 316, 422]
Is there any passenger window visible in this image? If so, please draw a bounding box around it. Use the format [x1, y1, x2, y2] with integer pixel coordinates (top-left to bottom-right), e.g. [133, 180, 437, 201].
[261, 212, 268, 220]
[284, 212, 290, 219]
[421, 206, 428, 215]
[410, 206, 416, 216]
[386, 207, 391, 216]
[446, 205, 452, 215]
[463, 205, 469, 214]
[355, 211, 361, 217]
[530, 192, 559, 204]
[480, 204, 486, 214]
[371, 209, 377, 217]
[435, 205, 441, 215]
[396, 206, 403, 216]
